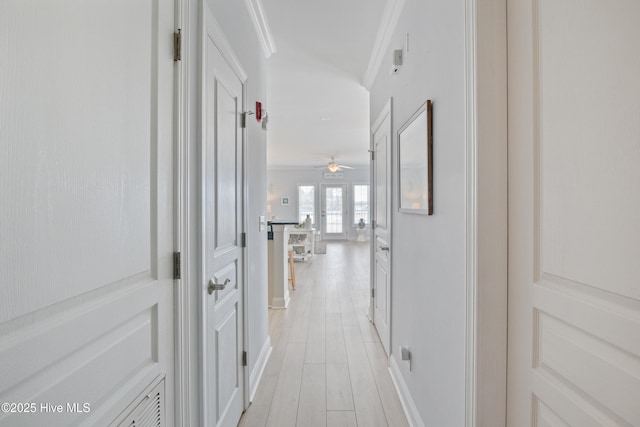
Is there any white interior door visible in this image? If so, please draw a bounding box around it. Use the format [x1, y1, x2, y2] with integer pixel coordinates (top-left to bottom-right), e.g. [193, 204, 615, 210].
[507, 1, 640, 425]
[0, 0, 176, 424]
[370, 100, 392, 356]
[202, 7, 245, 427]
[321, 184, 348, 240]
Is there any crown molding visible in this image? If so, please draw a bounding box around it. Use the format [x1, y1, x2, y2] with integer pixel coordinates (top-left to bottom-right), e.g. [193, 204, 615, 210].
[244, 0, 277, 57]
[362, 0, 406, 90]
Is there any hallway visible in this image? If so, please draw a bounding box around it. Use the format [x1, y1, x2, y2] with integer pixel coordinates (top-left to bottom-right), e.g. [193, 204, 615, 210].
[239, 242, 408, 427]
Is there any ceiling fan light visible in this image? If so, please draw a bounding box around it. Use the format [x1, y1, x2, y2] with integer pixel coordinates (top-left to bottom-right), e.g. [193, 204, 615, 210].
[328, 163, 339, 172]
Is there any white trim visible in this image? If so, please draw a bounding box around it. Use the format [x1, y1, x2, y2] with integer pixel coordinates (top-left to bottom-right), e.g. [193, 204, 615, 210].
[371, 98, 392, 132]
[199, 4, 208, 425]
[369, 98, 392, 354]
[464, 0, 478, 426]
[464, 0, 508, 425]
[205, 11, 249, 82]
[244, 0, 277, 57]
[249, 337, 272, 401]
[362, 0, 407, 90]
[242, 58, 251, 409]
[174, 0, 191, 423]
[269, 295, 290, 309]
[179, 0, 203, 423]
[389, 356, 425, 427]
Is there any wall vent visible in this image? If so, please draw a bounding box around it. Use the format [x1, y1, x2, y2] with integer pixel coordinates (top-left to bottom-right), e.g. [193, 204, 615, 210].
[112, 376, 165, 427]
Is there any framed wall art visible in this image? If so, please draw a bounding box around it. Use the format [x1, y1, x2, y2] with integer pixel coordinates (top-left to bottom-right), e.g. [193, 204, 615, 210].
[398, 99, 433, 215]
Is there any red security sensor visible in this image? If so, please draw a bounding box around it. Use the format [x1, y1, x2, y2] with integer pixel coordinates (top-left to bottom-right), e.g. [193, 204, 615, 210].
[256, 102, 262, 122]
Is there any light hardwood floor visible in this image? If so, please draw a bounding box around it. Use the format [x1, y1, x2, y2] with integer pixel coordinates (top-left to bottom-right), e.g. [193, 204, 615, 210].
[239, 241, 409, 427]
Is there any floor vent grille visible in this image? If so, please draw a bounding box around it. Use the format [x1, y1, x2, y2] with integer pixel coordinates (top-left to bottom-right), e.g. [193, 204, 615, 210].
[115, 377, 165, 427]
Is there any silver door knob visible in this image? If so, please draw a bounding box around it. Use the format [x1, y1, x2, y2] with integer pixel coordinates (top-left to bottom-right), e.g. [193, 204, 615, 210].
[380, 245, 390, 251]
[208, 278, 230, 295]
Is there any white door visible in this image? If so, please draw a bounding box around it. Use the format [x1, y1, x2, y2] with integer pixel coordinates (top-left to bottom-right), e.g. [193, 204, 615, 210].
[321, 184, 348, 240]
[202, 7, 245, 427]
[370, 100, 392, 356]
[507, 1, 640, 425]
[0, 0, 176, 425]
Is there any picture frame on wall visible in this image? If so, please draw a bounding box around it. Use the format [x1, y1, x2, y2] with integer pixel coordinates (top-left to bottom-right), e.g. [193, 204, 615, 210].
[398, 99, 433, 215]
[281, 197, 290, 206]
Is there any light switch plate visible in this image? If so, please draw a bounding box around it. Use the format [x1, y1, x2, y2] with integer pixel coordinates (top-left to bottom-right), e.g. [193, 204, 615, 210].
[259, 215, 266, 231]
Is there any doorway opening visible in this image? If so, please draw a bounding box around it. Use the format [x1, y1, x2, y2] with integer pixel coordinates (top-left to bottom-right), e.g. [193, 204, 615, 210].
[240, 241, 408, 426]
[321, 184, 347, 240]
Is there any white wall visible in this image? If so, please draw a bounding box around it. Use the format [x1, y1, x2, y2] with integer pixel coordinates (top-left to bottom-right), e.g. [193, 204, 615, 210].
[369, 0, 467, 425]
[267, 168, 370, 240]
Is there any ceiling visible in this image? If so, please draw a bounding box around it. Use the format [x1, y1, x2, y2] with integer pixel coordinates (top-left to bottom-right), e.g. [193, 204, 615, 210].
[261, 0, 388, 169]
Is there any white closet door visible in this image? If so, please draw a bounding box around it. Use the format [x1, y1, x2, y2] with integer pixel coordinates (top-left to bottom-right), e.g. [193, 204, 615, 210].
[0, 0, 176, 424]
[202, 6, 246, 427]
[507, 0, 640, 425]
[371, 100, 392, 356]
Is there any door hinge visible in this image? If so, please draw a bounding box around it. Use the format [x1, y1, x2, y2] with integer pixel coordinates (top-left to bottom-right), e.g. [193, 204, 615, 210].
[242, 351, 247, 366]
[173, 252, 181, 280]
[241, 232, 247, 248]
[371, 220, 376, 230]
[240, 112, 247, 128]
[371, 288, 375, 298]
[174, 29, 182, 61]
[369, 149, 375, 161]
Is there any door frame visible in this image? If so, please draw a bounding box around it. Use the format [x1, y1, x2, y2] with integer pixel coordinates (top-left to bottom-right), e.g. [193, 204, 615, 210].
[173, 0, 510, 426]
[174, 0, 188, 425]
[175, 2, 250, 425]
[198, 7, 249, 426]
[369, 98, 392, 355]
[463, 0, 508, 426]
[320, 183, 348, 240]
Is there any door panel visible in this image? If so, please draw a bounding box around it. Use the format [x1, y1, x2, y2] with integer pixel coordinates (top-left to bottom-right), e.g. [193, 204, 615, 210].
[0, 0, 175, 424]
[216, 81, 239, 248]
[371, 100, 392, 356]
[1, 0, 154, 321]
[216, 307, 240, 419]
[507, 0, 640, 425]
[203, 6, 245, 427]
[374, 253, 388, 338]
[325, 187, 344, 234]
[375, 130, 388, 230]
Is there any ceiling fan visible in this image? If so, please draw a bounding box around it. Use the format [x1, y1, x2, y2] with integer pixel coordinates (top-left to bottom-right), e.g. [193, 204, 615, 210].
[315, 157, 354, 173]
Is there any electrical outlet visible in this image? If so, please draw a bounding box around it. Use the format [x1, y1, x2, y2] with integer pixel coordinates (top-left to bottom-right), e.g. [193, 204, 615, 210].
[399, 346, 412, 370]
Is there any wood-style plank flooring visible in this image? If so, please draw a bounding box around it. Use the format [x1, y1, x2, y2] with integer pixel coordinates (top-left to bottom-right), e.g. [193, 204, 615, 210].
[239, 241, 408, 427]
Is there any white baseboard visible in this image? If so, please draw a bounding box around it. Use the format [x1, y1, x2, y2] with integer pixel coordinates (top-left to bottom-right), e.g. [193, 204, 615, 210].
[249, 336, 272, 401]
[389, 356, 425, 427]
[269, 293, 290, 309]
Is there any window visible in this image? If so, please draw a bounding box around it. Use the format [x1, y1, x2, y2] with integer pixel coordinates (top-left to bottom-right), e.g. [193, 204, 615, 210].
[298, 185, 315, 224]
[353, 184, 369, 225]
